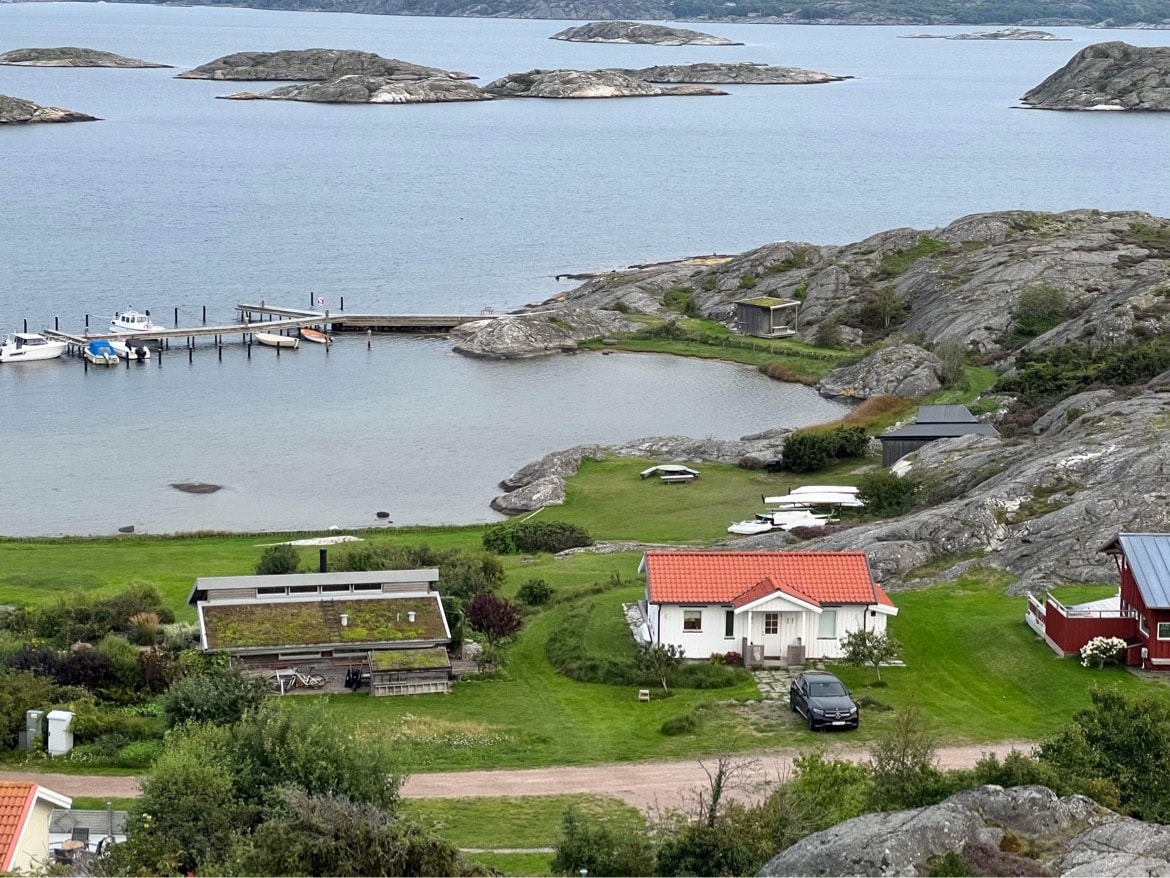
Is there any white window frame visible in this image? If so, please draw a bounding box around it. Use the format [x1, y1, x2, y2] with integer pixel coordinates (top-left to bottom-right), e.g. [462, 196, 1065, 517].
[1140, 615, 1150, 636]
[1158, 622, 1170, 641]
[818, 609, 838, 639]
[724, 610, 735, 639]
[683, 609, 703, 632]
[764, 613, 779, 635]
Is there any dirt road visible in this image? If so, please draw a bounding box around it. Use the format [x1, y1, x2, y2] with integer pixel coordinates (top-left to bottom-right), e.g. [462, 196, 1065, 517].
[0, 741, 1034, 811]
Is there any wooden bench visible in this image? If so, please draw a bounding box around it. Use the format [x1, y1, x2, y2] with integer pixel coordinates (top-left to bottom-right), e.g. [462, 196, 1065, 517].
[660, 474, 697, 483]
[638, 689, 651, 702]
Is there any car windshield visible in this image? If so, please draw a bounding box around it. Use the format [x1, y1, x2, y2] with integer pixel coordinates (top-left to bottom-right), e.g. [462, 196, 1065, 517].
[809, 680, 846, 697]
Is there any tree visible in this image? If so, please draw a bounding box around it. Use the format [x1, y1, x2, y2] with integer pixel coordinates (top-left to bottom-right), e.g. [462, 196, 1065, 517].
[856, 471, 919, 517]
[550, 806, 656, 878]
[867, 702, 949, 811]
[840, 628, 902, 682]
[933, 337, 968, 386]
[466, 591, 524, 649]
[255, 544, 301, 575]
[636, 642, 684, 693]
[0, 670, 60, 749]
[517, 578, 554, 606]
[159, 663, 269, 729]
[1012, 285, 1068, 338]
[331, 542, 505, 601]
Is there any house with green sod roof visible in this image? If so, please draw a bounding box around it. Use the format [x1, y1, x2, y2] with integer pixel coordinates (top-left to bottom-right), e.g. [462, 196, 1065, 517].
[188, 570, 452, 695]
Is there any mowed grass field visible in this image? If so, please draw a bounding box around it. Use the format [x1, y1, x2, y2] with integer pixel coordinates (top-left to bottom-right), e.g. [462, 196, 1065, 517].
[2, 459, 1166, 769]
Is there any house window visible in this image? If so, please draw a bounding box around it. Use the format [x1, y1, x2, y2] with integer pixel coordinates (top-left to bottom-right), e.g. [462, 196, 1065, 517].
[353, 583, 381, 591]
[1140, 615, 1150, 636]
[725, 610, 735, 638]
[764, 613, 779, 635]
[818, 610, 838, 639]
[257, 586, 287, 596]
[290, 585, 318, 594]
[683, 609, 703, 632]
[1159, 622, 1170, 641]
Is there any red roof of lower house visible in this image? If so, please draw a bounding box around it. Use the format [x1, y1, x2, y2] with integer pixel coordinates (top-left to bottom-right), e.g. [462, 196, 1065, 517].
[0, 782, 36, 872]
[643, 551, 894, 608]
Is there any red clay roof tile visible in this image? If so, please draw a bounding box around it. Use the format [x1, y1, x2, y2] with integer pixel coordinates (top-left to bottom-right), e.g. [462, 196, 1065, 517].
[0, 782, 36, 872]
[644, 551, 893, 608]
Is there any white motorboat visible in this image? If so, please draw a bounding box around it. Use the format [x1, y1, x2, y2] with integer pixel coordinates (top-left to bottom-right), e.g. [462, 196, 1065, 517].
[728, 519, 776, 535]
[109, 310, 157, 333]
[255, 331, 299, 350]
[109, 339, 151, 361]
[764, 492, 866, 509]
[83, 339, 119, 365]
[788, 485, 860, 495]
[0, 332, 66, 363]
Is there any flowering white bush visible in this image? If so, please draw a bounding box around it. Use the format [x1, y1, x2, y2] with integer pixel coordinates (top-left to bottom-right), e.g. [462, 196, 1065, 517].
[1080, 636, 1128, 669]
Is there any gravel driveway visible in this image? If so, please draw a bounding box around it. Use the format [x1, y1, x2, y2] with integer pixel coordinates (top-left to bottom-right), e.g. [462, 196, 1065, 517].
[0, 741, 1034, 812]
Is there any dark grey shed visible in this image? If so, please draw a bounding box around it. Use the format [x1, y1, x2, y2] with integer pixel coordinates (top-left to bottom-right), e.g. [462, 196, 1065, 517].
[879, 405, 999, 467]
[734, 297, 800, 338]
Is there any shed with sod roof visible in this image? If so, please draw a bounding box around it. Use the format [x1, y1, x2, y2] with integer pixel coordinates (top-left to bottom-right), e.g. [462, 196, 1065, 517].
[638, 551, 896, 666]
[189, 570, 452, 693]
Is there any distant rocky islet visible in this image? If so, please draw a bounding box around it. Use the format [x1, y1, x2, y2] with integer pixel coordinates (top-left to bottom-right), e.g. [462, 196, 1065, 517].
[1021, 41, 1170, 109]
[899, 27, 1069, 39]
[0, 94, 98, 124]
[0, 46, 171, 67]
[176, 48, 473, 81]
[550, 21, 743, 46]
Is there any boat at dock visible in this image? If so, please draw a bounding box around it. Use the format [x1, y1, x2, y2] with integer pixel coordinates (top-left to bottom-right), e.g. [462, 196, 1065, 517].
[255, 331, 298, 350]
[109, 310, 157, 334]
[0, 332, 66, 363]
[108, 339, 151, 361]
[300, 328, 331, 345]
[83, 339, 119, 365]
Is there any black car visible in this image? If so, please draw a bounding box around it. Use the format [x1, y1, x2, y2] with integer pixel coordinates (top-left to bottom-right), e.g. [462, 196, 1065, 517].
[764, 458, 783, 473]
[789, 670, 859, 731]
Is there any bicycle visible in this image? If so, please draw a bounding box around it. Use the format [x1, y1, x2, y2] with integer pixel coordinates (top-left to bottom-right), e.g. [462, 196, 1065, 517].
[266, 666, 327, 694]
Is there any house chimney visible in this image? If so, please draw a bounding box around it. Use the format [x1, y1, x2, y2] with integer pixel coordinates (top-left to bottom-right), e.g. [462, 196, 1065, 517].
[340, 613, 348, 627]
[319, 548, 328, 573]
[407, 611, 416, 623]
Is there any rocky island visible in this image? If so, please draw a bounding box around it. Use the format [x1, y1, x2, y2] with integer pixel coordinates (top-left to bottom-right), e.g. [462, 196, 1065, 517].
[900, 27, 1069, 39]
[178, 49, 473, 81]
[619, 61, 852, 84]
[220, 76, 491, 103]
[550, 21, 743, 46]
[0, 94, 99, 124]
[0, 47, 172, 67]
[483, 69, 726, 98]
[1021, 41, 1170, 109]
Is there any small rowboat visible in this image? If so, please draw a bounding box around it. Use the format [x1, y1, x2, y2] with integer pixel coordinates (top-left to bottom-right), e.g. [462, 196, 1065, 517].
[300, 328, 332, 345]
[255, 331, 298, 350]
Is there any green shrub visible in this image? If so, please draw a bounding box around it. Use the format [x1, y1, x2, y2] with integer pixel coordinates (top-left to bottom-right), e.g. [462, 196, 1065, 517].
[546, 609, 637, 685]
[738, 274, 758, 290]
[70, 703, 160, 744]
[331, 542, 504, 601]
[661, 711, 698, 736]
[517, 578, 554, 606]
[663, 287, 700, 317]
[551, 807, 656, 878]
[482, 521, 593, 555]
[997, 337, 1170, 405]
[1012, 285, 1068, 339]
[609, 299, 631, 313]
[873, 238, 949, 280]
[781, 426, 869, 473]
[813, 319, 843, 348]
[764, 250, 809, 274]
[0, 670, 60, 749]
[19, 584, 172, 647]
[857, 471, 920, 516]
[255, 544, 301, 575]
[159, 665, 269, 729]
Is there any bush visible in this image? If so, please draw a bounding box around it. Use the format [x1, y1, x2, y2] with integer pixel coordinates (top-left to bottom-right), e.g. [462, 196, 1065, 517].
[857, 471, 920, 516]
[516, 578, 554, 606]
[661, 711, 699, 736]
[159, 665, 269, 729]
[21, 583, 172, 647]
[814, 319, 843, 348]
[781, 425, 869, 473]
[482, 521, 593, 555]
[331, 542, 505, 601]
[1012, 285, 1068, 339]
[96, 634, 145, 690]
[0, 670, 60, 749]
[1080, 636, 1127, 669]
[550, 807, 656, 878]
[255, 544, 301, 575]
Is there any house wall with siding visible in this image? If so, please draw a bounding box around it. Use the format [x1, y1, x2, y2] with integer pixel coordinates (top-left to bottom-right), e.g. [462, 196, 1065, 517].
[9, 799, 55, 874]
[1120, 563, 1170, 667]
[1042, 599, 1136, 657]
[649, 600, 888, 660]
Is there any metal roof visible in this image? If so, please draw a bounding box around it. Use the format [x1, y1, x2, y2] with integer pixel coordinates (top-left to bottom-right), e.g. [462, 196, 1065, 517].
[188, 569, 438, 604]
[1109, 534, 1170, 609]
[915, 405, 978, 424]
[879, 423, 999, 440]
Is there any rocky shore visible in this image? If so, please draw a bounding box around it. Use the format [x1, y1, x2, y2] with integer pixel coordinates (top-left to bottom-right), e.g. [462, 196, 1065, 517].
[620, 62, 852, 84]
[549, 21, 742, 45]
[0, 47, 172, 67]
[178, 49, 473, 81]
[0, 94, 99, 124]
[900, 27, 1068, 39]
[1021, 42, 1170, 109]
[220, 77, 492, 103]
[482, 69, 726, 98]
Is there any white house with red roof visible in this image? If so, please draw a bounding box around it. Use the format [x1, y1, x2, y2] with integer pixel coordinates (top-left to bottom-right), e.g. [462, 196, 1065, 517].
[639, 551, 898, 664]
[0, 782, 72, 874]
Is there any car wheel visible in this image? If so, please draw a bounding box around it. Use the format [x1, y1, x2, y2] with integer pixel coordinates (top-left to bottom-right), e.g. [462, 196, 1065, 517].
[806, 712, 815, 731]
[789, 697, 796, 713]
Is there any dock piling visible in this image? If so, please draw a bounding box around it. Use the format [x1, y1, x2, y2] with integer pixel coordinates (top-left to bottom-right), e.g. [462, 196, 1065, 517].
[54, 316, 59, 331]
[340, 296, 344, 311]
[174, 307, 179, 327]
[202, 305, 207, 324]
[22, 319, 27, 333]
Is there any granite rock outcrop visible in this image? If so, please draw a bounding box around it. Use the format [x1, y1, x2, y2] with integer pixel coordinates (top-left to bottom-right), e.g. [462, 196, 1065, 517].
[220, 76, 491, 103]
[1021, 42, 1170, 109]
[900, 27, 1068, 39]
[452, 308, 638, 359]
[0, 94, 99, 124]
[483, 69, 726, 98]
[816, 344, 943, 400]
[759, 785, 1165, 878]
[0, 47, 172, 67]
[618, 61, 851, 84]
[179, 49, 473, 81]
[550, 21, 742, 45]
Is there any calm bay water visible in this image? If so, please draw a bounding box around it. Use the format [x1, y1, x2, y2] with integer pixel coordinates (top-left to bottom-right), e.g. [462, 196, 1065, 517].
[1, 5, 1168, 535]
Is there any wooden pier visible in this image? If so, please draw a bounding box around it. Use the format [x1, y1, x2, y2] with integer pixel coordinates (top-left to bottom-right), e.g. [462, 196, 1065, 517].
[33, 303, 502, 365]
